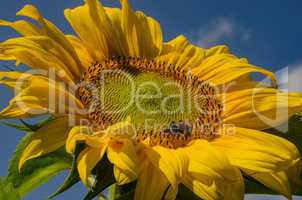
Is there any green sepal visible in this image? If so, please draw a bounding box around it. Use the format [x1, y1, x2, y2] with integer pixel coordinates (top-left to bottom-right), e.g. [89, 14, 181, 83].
[48, 143, 86, 199]
[0, 178, 21, 200]
[177, 184, 201, 200]
[2, 121, 33, 132]
[2, 116, 56, 132]
[84, 155, 115, 200]
[113, 181, 136, 200]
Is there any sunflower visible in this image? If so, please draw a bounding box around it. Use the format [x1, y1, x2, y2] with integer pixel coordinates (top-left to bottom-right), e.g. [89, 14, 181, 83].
[0, 0, 301, 199]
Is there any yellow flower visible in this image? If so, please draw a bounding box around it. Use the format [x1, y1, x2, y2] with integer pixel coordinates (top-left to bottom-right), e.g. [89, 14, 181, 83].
[0, 0, 301, 199]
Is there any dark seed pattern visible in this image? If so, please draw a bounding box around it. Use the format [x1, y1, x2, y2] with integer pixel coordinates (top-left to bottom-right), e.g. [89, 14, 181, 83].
[77, 56, 223, 148]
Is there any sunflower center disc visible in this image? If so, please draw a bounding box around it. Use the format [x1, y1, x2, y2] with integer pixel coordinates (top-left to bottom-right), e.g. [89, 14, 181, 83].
[78, 57, 223, 148]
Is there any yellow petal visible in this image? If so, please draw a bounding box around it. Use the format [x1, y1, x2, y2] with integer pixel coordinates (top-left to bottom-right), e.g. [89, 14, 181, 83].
[0, 74, 84, 119]
[107, 139, 138, 185]
[0, 36, 77, 83]
[249, 170, 292, 199]
[68, 118, 137, 186]
[64, 0, 157, 61]
[220, 169, 244, 200]
[0, 52, 15, 60]
[212, 127, 300, 173]
[66, 128, 109, 154]
[195, 54, 276, 87]
[160, 36, 276, 88]
[0, 71, 31, 91]
[189, 45, 276, 87]
[0, 72, 50, 118]
[223, 88, 302, 130]
[183, 170, 244, 200]
[86, 0, 125, 56]
[104, 116, 135, 138]
[66, 35, 94, 68]
[164, 186, 178, 200]
[120, 0, 163, 58]
[182, 175, 222, 200]
[65, 2, 114, 61]
[66, 126, 91, 154]
[0, 19, 41, 36]
[160, 35, 206, 70]
[224, 74, 272, 93]
[205, 45, 230, 56]
[286, 159, 302, 193]
[184, 140, 244, 200]
[144, 145, 189, 189]
[77, 146, 107, 188]
[184, 139, 239, 182]
[134, 161, 169, 200]
[103, 7, 125, 51]
[16, 4, 83, 78]
[19, 117, 71, 170]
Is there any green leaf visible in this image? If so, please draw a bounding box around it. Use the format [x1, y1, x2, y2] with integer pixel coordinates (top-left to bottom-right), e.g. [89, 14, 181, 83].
[6, 132, 72, 197]
[0, 178, 20, 200]
[84, 155, 115, 200]
[48, 143, 86, 199]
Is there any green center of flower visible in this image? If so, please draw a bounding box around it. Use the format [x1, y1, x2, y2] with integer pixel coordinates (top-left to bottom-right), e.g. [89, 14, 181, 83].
[78, 57, 222, 148]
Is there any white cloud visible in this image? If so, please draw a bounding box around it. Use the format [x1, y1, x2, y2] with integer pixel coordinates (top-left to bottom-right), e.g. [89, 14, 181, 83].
[277, 61, 302, 92]
[194, 17, 252, 48]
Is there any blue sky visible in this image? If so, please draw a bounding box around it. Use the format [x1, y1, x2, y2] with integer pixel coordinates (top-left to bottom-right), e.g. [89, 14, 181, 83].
[0, 0, 302, 199]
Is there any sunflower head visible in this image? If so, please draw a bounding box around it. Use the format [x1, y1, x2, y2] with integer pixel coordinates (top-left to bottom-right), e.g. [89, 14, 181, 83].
[0, 0, 301, 200]
[77, 56, 223, 148]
